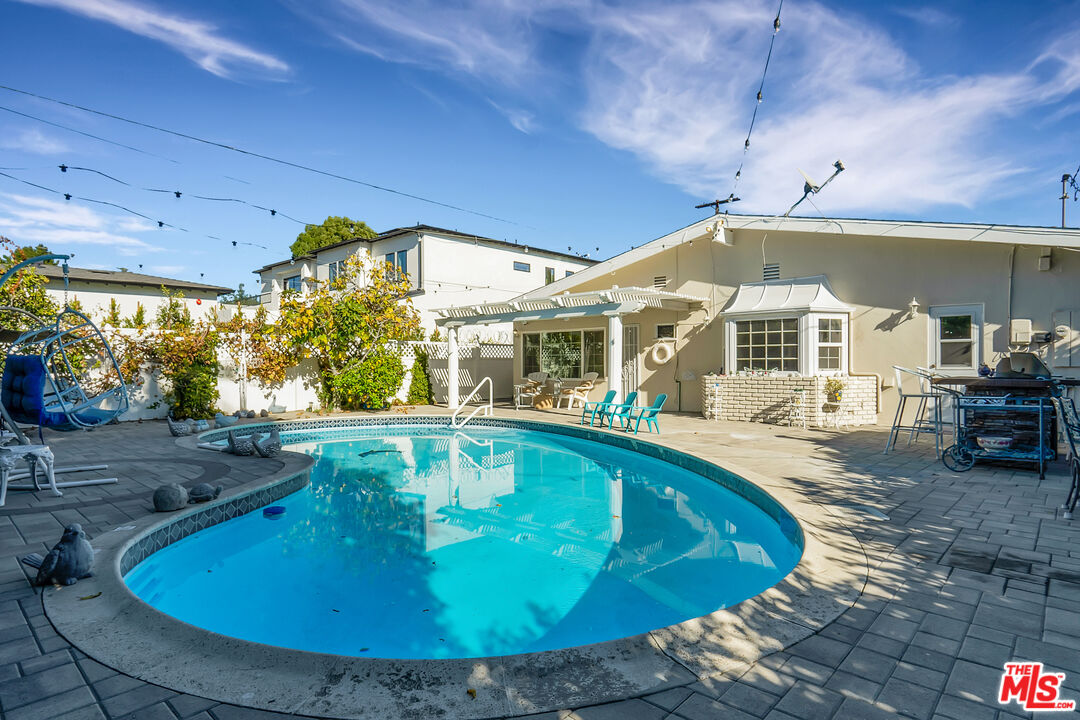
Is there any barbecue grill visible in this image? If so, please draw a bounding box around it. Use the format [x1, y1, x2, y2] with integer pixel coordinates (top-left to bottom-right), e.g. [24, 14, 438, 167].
[934, 352, 1079, 479]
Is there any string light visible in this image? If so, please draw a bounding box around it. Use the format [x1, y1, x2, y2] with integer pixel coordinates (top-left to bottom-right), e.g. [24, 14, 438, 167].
[0, 170, 267, 249]
[0, 85, 519, 225]
[55, 164, 312, 225]
[731, 0, 784, 195]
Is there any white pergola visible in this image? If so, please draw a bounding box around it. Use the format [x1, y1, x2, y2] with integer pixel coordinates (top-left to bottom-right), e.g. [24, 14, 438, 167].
[434, 287, 707, 408]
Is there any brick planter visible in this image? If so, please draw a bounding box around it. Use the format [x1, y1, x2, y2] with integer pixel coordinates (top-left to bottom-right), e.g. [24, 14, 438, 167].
[701, 374, 878, 427]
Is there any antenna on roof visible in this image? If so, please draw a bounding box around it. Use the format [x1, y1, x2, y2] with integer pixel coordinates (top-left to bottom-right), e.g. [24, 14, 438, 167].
[786, 160, 844, 217]
[695, 194, 740, 215]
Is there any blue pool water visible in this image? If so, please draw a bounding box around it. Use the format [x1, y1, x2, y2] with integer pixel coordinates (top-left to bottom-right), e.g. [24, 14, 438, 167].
[127, 425, 802, 659]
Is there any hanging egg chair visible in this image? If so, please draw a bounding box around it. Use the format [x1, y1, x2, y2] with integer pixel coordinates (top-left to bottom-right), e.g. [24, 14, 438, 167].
[0, 255, 129, 432]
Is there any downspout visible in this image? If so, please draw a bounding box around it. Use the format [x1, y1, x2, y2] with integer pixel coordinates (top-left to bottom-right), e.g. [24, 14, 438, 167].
[846, 318, 881, 413]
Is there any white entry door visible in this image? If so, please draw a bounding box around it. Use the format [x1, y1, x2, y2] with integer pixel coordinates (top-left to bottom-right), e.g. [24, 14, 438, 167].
[622, 324, 640, 399]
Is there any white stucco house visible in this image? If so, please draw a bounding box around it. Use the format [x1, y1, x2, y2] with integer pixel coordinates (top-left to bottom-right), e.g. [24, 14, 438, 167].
[254, 224, 596, 340]
[37, 265, 231, 322]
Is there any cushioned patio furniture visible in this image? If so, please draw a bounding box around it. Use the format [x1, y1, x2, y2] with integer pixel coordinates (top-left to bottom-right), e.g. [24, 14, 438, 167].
[514, 372, 548, 409]
[557, 372, 598, 409]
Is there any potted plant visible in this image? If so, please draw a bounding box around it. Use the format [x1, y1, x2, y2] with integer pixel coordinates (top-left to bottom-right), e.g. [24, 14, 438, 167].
[824, 377, 845, 404]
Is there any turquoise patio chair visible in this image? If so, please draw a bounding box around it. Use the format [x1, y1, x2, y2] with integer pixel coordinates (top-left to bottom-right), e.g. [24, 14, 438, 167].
[598, 391, 637, 428]
[604, 392, 640, 429]
[580, 390, 616, 425]
[622, 393, 668, 434]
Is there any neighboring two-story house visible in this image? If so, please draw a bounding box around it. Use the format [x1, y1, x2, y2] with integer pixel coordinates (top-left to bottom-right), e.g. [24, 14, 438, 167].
[254, 224, 596, 339]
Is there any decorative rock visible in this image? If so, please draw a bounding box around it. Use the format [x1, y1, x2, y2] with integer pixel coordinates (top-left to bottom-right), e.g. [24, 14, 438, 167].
[253, 428, 282, 458]
[227, 430, 255, 456]
[188, 483, 223, 503]
[191, 419, 210, 432]
[153, 483, 189, 511]
[234, 410, 243, 417]
[35, 524, 94, 586]
[214, 412, 239, 429]
[246, 410, 256, 418]
[260, 409, 269, 417]
[166, 417, 191, 437]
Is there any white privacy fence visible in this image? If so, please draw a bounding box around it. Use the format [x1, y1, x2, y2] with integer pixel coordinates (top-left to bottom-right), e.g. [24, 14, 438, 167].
[116, 338, 515, 420]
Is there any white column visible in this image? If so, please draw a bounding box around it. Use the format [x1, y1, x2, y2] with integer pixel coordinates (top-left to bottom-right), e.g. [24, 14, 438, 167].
[447, 325, 460, 410]
[607, 313, 623, 403]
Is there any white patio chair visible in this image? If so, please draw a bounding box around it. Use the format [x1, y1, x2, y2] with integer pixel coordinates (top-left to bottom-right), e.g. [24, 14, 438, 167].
[514, 372, 548, 409]
[557, 373, 599, 409]
[884, 366, 944, 457]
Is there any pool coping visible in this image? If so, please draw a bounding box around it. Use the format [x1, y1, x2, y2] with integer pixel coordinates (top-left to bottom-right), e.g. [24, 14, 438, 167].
[43, 415, 868, 720]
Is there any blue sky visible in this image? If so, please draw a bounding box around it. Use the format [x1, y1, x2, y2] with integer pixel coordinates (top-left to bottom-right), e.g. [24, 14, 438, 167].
[2, 0, 1080, 293]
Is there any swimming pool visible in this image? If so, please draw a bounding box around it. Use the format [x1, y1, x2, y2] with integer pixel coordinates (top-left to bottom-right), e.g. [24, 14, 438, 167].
[127, 423, 802, 659]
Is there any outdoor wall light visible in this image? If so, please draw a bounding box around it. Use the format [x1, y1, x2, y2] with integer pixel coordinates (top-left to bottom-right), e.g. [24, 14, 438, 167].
[908, 297, 919, 319]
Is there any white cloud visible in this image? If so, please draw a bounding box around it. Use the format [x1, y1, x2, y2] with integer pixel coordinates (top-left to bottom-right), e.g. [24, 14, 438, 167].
[488, 100, 538, 134]
[891, 7, 958, 28]
[0, 128, 70, 155]
[301, 0, 1080, 215]
[0, 193, 163, 257]
[14, 0, 289, 79]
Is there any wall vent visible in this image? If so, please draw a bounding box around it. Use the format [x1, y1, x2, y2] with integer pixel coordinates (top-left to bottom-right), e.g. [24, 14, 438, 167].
[763, 263, 780, 281]
[653, 275, 667, 289]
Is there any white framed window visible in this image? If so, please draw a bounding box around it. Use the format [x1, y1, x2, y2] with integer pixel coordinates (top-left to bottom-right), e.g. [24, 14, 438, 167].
[929, 304, 983, 372]
[283, 275, 302, 293]
[521, 329, 605, 379]
[732, 317, 799, 372]
[513, 261, 531, 272]
[812, 315, 848, 375]
[656, 323, 675, 340]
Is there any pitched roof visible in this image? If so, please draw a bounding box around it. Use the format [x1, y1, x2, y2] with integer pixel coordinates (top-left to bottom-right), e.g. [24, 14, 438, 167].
[519, 212, 1080, 301]
[254, 224, 599, 274]
[37, 265, 232, 295]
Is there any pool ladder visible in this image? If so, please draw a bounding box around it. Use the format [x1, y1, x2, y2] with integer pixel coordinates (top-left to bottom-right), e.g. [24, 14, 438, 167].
[450, 377, 493, 429]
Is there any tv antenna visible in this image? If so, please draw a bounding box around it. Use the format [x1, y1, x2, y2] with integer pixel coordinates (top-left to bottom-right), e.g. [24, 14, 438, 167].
[786, 160, 844, 216]
[695, 194, 741, 215]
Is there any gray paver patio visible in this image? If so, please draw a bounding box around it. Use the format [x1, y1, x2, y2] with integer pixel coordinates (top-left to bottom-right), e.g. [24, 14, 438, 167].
[1, 405, 1077, 719]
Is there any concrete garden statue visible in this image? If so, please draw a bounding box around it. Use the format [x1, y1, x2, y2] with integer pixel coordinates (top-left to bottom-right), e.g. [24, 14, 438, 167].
[188, 483, 223, 503]
[35, 524, 94, 586]
[153, 483, 189, 511]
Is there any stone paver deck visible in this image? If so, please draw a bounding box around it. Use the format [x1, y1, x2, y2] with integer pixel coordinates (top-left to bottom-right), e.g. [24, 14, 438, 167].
[1, 407, 1078, 720]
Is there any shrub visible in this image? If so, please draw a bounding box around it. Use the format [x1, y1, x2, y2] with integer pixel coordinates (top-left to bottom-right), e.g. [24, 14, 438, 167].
[406, 349, 434, 405]
[328, 351, 405, 410]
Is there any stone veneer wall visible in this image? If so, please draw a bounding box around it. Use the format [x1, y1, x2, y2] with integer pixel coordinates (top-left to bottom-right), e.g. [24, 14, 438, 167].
[700, 374, 878, 428]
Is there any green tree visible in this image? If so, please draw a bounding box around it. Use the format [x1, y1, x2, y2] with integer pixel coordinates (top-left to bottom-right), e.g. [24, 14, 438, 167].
[2, 243, 56, 265]
[290, 216, 377, 258]
[277, 254, 421, 410]
[218, 282, 260, 306]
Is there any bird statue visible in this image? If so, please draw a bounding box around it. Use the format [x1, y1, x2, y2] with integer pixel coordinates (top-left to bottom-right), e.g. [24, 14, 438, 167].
[214, 411, 239, 429]
[35, 524, 94, 586]
[253, 428, 282, 458]
[226, 430, 255, 456]
[166, 416, 191, 437]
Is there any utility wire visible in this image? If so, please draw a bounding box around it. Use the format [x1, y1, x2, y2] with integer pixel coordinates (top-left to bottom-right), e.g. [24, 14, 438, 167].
[0, 170, 267, 249]
[58, 164, 311, 225]
[0, 85, 518, 225]
[0, 104, 178, 163]
[732, 0, 784, 195]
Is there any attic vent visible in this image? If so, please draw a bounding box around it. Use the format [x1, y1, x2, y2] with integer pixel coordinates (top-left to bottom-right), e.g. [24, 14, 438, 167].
[763, 263, 780, 281]
[653, 275, 667, 289]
